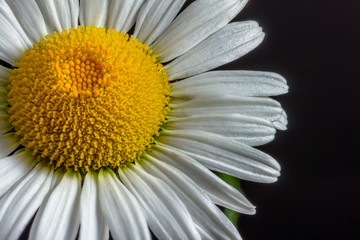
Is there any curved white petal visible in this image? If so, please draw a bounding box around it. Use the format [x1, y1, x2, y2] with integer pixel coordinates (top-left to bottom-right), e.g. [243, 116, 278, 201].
[166, 21, 265, 80]
[35, 0, 64, 33]
[0, 162, 53, 240]
[171, 70, 288, 97]
[141, 157, 242, 239]
[119, 165, 201, 240]
[47, 167, 67, 192]
[107, 0, 134, 31]
[274, 110, 288, 130]
[169, 95, 284, 123]
[68, 0, 80, 29]
[0, 150, 36, 198]
[58, 0, 79, 30]
[157, 130, 280, 183]
[167, 113, 276, 146]
[5, 0, 48, 43]
[0, 133, 19, 158]
[151, 0, 248, 62]
[79, 172, 109, 240]
[121, 0, 145, 33]
[29, 170, 81, 240]
[0, 0, 32, 47]
[195, 224, 214, 239]
[107, 0, 144, 33]
[97, 168, 150, 240]
[149, 145, 255, 213]
[0, 14, 29, 65]
[79, 0, 109, 27]
[35, 0, 79, 33]
[134, 0, 185, 45]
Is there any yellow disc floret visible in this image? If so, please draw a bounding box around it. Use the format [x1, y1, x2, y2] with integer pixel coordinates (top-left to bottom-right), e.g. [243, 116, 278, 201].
[7, 26, 171, 172]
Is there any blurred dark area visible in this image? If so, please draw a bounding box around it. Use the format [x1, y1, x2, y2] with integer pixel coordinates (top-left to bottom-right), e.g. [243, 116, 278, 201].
[230, 0, 360, 239]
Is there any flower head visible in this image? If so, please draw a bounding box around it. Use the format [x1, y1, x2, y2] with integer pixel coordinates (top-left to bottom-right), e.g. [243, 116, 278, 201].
[0, 0, 288, 239]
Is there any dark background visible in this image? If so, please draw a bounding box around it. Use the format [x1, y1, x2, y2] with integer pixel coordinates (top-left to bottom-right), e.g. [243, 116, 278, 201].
[226, 0, 360, 239]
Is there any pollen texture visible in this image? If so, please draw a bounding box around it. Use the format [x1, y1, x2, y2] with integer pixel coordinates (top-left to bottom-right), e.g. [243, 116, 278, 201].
[7, 26, 171, 172]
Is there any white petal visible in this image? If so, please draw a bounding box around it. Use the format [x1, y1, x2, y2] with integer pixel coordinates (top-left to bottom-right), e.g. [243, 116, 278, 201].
[120, 0, 145, 33]
[0, 133, 19, 158]
[107, 0, 144, 33]
[6, 0, 48, 43]
[166, 113, 276, 146]
[35, 0, 79, 33]
[29, 170, 81, 240]
[195, 224, 214, 239]
[0, 14, 29, 65]
[79, 0, 109, 27]
[0, 0, 32, 46]
[79, 172, 109, 240]
[171, 70, 288, 97]
[119, 165, 201, 240]
[97, 168, 150, 240]
[151, 0, 248, 62]
[59, 0, 79, 29]
[107, 0, 133, 31]
[149, 145, 255, 213]
[166, 21, 265, 80]
[68, 0, 80, 29]
[274, 110, 288, 130]
[134, 0, 169, 39]
[169, 94, 284, 123]
[134, 0, 185, 45]
[0, 162, 53, 240]
[141, 157, 242, 239]
[47, 167, 66, 192]
[0, 150, 36, 198]
[35, 0, 64, 33]
[157, 130, 280, 183]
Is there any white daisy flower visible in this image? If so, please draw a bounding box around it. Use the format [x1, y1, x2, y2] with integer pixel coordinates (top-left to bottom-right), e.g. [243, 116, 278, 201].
[0, 0, 288, 239]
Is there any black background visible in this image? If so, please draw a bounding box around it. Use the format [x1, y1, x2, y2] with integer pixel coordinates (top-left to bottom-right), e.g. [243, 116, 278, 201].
[227, 0, 360, 239]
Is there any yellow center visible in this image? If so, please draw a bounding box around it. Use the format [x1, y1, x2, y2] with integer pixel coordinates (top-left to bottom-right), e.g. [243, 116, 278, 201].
[7, 26, 171, 172]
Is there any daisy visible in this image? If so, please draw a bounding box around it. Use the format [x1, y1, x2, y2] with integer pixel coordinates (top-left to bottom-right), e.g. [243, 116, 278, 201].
[0, 0, 288, 239]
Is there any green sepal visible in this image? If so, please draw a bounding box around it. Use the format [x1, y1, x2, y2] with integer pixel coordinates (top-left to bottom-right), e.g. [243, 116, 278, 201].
[217, 172, 242, 226]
